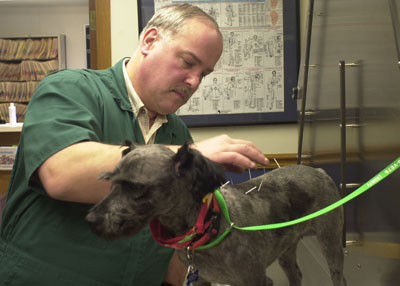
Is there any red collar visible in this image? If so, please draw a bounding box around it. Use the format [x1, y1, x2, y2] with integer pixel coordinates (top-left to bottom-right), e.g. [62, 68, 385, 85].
[149, 193, 221, 249]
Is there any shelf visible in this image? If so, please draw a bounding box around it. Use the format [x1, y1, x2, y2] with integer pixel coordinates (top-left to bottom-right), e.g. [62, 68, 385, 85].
[0, 123, 23, 132]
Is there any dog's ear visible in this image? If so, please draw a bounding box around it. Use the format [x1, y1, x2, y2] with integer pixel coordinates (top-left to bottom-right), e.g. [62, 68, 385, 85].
[173, 142, 226, 201]
[173, 142, 195, 173]
[121, 140, 136, 157]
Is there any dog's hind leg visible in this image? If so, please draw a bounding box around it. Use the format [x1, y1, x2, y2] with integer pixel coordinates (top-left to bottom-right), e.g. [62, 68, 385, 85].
[278, 244, 302, 286]
[315, 218, 347, 286]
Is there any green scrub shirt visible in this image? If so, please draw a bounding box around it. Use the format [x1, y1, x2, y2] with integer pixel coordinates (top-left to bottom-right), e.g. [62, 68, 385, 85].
[0, 59, 193, 286]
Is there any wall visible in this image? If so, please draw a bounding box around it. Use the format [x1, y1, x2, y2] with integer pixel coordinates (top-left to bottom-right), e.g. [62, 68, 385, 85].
[0, 3, 89, 69]
[110, 0, 138, 65]
[191, 124, 297, 154]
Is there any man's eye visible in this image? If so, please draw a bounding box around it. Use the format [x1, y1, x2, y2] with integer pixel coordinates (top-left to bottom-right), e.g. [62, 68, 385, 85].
[182, 58, 194, 68]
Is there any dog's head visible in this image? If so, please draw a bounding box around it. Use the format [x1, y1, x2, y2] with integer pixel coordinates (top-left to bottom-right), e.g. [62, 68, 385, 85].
[86, 141, 226, 240]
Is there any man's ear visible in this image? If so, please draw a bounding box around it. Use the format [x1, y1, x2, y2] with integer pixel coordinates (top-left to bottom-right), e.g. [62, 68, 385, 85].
[141, 27, 160, 55]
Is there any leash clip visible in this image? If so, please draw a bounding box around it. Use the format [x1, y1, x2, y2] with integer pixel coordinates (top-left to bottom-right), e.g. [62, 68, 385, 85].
[185, 247, 199, 285]
[186, 246, 194, 262]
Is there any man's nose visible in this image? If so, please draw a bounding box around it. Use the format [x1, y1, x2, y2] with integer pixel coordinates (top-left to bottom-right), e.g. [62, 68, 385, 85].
[184, 73, 202, 90]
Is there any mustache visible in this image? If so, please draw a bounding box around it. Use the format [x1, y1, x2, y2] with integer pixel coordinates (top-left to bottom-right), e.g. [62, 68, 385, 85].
[169, 87, 191, 98]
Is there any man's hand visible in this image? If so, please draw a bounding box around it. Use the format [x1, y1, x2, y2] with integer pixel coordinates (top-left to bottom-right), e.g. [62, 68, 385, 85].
[191, 134, 269, 172]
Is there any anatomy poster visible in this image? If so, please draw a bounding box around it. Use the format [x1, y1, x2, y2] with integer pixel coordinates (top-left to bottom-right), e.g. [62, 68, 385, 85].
[155, 0, 284, 116]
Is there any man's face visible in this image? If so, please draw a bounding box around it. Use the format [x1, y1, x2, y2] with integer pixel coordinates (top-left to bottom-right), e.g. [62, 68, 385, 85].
[139, 19, 223, 116]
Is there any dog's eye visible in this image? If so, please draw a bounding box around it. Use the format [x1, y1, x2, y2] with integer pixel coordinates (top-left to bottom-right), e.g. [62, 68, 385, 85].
[119, 181, 147, 200]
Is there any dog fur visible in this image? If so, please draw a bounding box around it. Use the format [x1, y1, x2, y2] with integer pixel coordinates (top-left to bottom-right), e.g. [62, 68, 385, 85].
[86, 142, 347, 286]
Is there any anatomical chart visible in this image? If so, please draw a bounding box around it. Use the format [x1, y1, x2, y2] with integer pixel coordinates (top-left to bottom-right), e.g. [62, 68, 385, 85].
[155, 0, 284, 115]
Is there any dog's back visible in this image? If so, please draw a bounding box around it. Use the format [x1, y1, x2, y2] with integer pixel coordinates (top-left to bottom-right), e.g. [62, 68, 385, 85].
[224, 165, 341, 228]
[193, 165, 346, 286]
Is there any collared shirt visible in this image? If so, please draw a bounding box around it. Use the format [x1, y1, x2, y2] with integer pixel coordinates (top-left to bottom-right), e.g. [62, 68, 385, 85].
[122, 58, 167, 144]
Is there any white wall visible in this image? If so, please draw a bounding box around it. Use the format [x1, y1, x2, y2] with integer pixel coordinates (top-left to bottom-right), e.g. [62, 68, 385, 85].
[110, 0, 139, 64]
[0, 3, 89, 69]
[190, 124, 298, 154]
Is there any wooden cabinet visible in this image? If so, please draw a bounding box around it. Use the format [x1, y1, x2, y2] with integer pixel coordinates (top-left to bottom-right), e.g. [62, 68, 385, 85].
[0, 35, 66, 123]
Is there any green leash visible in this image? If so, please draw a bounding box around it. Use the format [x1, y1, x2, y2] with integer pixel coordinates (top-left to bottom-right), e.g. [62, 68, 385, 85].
[196, 156, 400, 250]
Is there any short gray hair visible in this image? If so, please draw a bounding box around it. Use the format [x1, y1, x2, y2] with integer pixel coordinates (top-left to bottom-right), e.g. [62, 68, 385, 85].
[140, 4, 221, 40]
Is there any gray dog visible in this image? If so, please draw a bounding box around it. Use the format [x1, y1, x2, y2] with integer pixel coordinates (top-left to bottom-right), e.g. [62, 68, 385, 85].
[86, 142, 347, 286]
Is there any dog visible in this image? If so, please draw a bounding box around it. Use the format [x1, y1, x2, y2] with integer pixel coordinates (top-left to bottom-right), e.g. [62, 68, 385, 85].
[86, 142, 347, 286]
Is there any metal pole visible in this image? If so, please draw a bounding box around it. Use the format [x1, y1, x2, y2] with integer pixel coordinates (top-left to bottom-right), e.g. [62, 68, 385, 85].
[339, 60, 347, 246]
[297, 0, 315, 164]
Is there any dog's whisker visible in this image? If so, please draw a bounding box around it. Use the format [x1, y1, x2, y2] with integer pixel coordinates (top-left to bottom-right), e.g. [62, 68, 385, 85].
[245, 186, 257, 195]
[248, 169, 252, 179]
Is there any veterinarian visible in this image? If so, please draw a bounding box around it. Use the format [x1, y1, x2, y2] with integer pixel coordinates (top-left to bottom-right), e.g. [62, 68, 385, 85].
[0, 4, 268, 286]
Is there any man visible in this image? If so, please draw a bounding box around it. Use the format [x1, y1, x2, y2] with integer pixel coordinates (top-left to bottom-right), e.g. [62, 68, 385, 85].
[0, 4, 268, 286]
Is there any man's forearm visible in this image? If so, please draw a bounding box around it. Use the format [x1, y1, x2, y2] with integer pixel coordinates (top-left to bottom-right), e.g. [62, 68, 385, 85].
[37, 135, 268, 204]
[38, 141, 127, 204]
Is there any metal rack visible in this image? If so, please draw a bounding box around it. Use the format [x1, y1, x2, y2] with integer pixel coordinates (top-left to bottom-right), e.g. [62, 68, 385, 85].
[295, 0, 400, 284]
